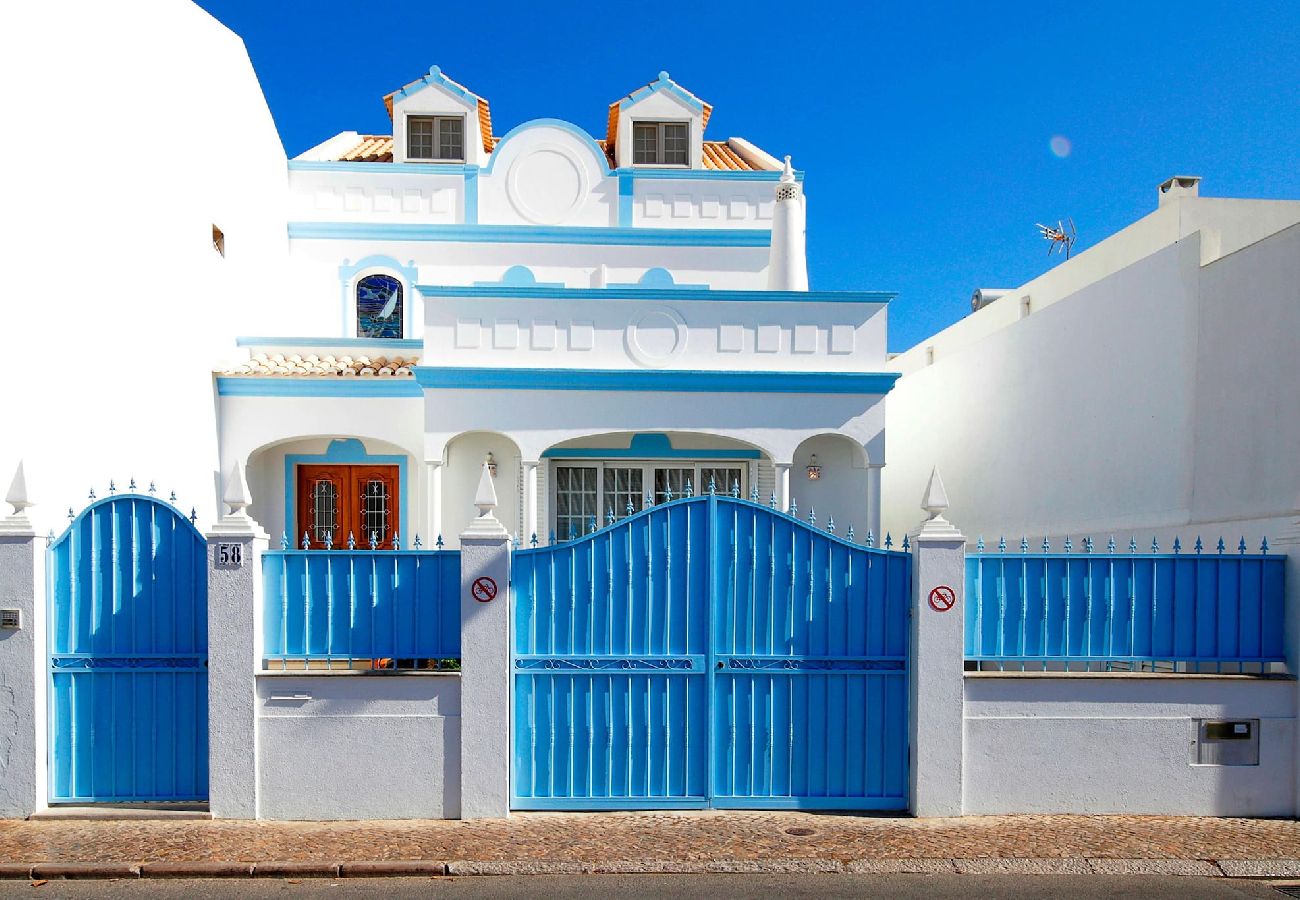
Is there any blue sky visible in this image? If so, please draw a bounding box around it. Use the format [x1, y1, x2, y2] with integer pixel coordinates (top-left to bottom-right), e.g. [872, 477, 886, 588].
[195, 0, 1299, 351]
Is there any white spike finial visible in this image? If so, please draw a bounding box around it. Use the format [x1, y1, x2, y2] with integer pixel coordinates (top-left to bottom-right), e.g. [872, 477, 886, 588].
[921, 466, 949, 519]
[463, 461, 508, 538]
[223, 462, 251, 517]
[474, 461, 498, 515]
[5, 460, 32, 515]
[780, 155, 795, 184]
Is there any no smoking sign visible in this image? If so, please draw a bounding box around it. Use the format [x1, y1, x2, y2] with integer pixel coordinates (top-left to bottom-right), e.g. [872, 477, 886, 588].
[471, 576, 498, 603]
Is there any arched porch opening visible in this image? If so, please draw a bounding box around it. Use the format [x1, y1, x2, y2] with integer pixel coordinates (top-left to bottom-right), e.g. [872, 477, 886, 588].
[440, 431, 523, 547]
[790, 433, 878, 541]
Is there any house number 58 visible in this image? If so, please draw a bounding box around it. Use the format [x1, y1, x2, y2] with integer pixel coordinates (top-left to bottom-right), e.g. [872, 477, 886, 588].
[217, 543, 244, 569]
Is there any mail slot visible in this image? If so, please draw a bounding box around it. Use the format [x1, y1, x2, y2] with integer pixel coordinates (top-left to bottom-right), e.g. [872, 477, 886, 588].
[1194, 719, 1259, 766]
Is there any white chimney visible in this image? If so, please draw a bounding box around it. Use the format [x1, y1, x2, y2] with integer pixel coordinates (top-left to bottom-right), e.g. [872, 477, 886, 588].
[1158, 175, 1201, 208]
[766, 156, 808, 291]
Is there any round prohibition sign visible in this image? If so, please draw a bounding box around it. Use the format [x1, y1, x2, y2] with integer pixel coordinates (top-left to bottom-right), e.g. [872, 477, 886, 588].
[471, 576, 498, 603]
[928, 585, 956, 612]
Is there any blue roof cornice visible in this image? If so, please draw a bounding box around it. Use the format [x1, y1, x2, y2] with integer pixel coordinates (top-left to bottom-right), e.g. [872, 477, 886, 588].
[619, 71, 705, 114]
[412, 367, 900, 395]
[414, 284, 895, 304]
[390, 64, 480, 110]
[288, 222, 772, 247]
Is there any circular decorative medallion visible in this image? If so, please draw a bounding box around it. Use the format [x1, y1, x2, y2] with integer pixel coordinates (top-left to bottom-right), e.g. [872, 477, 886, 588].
[506, 146, 586, 225]
[626, 307, 687, 367]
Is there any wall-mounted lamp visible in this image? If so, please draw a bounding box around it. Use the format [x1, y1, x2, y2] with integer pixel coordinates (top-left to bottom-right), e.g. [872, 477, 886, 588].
[485, 452, 498, 478]
[806, 454, 822, 481]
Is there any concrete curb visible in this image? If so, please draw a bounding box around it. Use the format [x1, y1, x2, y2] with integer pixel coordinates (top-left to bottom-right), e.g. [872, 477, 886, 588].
[0, 856, 1292, 879]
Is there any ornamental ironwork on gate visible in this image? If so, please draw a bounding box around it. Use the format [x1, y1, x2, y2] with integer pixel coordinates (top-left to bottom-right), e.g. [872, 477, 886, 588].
[47, 490, 208, 803]
[511, 491, 911, 810]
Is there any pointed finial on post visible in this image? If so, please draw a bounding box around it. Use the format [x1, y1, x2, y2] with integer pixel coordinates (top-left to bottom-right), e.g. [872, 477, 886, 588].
[780, 155, 795, 184]
[1, 460, 35, 535]
[915, 466, 963, 540]
[222, 463, 251, 518]
[462, 460, 508, 538]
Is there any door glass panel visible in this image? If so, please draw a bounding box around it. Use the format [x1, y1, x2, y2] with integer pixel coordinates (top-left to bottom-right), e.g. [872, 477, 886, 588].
[603, 467, 643, 522]
[654, 467, 694, 501]
[361, 479, 391, 545]
[311, 480, 338, 545]
[555, 466, 597, 540]
[700, 467, 744, 497]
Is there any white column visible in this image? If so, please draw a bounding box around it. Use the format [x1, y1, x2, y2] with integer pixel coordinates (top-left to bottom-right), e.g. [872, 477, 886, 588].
[426, 460, 443, 545]
[522, 461, 539, 544]
[459, 463, 511, 818]
[909, 467, 966, 817]
[207, 463, 268, 819]
[0, 462, 38, 818]
[774, 462, 793, 511]
[866, 465, 883, 540]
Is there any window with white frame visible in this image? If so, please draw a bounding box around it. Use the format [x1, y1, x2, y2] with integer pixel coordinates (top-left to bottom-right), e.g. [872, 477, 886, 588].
[632, 121, 689, 165]
[407, 115, 464, 161]
[552, 461, 748, 539]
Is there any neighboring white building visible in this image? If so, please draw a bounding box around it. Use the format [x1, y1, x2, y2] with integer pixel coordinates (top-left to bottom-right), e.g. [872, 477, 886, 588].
[216, 66, 897, 550]
[882, 176, 1300, 546]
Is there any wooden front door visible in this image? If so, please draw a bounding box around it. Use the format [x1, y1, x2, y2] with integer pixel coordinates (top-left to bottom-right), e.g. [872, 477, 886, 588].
[295, 464, 400, 548]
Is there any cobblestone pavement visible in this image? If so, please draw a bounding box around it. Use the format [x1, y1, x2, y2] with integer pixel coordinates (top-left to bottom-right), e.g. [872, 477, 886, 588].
[1, 812, 1299, 869]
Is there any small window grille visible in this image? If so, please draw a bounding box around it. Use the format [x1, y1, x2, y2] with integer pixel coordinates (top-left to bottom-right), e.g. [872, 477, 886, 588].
[312, 480, 338, 545]
[362, 479, 391, 544]
[632, 121, 689, 165]
[407, 115, 465, 161]
[212, 224, 225, 257]
[555, 466, 598, 540]
[602, 467, 644, 522]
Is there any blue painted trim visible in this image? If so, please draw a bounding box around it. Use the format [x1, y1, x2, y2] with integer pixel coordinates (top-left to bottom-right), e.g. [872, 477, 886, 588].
[235, 336, 424, 351]
[287, 160, 475, 175]
[463, 166, 479, 224]
[541, 433, 761, 460]
[615, 166, 803, 182]
[713, 797, 906, 811]
[390, 64, 480, 109]
[415, 284, 895, 304]
[284, 438, 410, 548]
[337, 254, 419, 339]
[413, 367, 900, 395]
[618, 71, 704, 114]
[483, 118, 612, 175]
[216, 377, 422, 398]
[511, 798, 708, 810]
[290, 222, 771, 247]
[472, 265, 565, 289]
[617, 171, 633, 227]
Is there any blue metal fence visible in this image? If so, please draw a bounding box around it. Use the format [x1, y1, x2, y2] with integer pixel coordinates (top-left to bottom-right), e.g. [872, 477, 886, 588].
[48, 492, 208, 803]
[965, 537, 1286, 670]
[512, 493, 911, 810]
[262, 549, 460, 667]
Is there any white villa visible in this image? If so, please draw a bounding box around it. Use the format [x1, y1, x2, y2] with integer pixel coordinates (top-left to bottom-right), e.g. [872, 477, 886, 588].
[216, 66, 896, 551]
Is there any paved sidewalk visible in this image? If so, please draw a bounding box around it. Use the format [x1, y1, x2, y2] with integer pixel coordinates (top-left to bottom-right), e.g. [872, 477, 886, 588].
[2, 812, 1300, 878]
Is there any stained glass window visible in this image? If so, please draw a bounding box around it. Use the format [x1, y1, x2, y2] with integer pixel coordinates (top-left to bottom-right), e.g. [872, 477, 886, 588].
[357, 274, 403, 339]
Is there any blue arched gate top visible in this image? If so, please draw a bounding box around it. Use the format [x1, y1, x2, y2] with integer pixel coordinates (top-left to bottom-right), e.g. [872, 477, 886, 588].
[511, 493, 911, 811]
[47, 493, 208, 803]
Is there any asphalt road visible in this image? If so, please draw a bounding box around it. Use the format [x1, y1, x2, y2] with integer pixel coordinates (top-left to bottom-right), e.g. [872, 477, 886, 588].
[0, 875, 1289, 898]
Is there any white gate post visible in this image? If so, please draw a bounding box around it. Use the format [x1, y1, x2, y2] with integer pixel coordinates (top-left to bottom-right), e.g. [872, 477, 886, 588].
[1275, 498, 1300, 817]
[908, 467, 966, 817]
[206, 463, 267, 819]
[459, 462, 511, 818]
[0, 463, 38, 818]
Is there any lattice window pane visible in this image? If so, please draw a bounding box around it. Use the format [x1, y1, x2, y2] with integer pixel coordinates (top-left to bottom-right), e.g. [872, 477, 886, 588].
[662, 123, 688, 165]
[555, 466, 597, 540]
[436, 116, 463, 160]
[407, 116, 435, 159]
[362, 479, 391, 544]
[312, 480, 338, 545]
[633, 122, 659, 164]
[654, 467, 693, 501]
[603, 467, 643, 522]
[700, 467, 743, 496]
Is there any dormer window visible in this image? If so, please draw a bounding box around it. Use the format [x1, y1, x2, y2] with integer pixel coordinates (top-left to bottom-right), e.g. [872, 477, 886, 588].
[407, 115, 464, 161]
[632, 121, 688, 165]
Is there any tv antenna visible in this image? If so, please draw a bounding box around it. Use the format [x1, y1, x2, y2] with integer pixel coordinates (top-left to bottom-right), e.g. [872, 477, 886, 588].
[1036, 218, 1077, 258]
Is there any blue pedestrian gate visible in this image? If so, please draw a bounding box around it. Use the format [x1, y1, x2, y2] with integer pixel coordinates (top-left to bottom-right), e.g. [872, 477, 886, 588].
[511, 494, 911, 810]
[47, 493, 208, 803]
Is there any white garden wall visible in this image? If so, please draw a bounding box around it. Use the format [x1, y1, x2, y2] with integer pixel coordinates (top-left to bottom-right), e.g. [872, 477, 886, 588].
[963, 675, 1296, 816]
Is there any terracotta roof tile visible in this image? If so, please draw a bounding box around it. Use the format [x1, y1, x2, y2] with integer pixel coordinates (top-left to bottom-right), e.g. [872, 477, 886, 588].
[703, 141, 756, 171]
[222, 353, 417, 378]
[340, 136, 393, 163]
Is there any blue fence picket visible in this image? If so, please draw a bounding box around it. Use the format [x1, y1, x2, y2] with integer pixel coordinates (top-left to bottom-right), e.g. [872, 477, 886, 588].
[261, 550, 460, 664]
[966, 547, 1286, 668]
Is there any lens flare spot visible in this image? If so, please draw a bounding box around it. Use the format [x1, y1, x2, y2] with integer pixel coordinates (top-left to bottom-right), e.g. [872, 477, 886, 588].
[1049, 135, 1072, 158]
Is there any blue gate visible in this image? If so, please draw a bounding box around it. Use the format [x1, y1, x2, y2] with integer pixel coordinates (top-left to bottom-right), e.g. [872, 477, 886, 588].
[47, 493, 208, 803]
[511, 493, 910, 810]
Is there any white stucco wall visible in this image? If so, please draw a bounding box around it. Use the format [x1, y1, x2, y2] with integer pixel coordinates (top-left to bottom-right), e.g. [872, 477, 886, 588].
[0, 0, 289, 531]
[963, 675, 1296, 816]
[256, 675, 460, 820]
